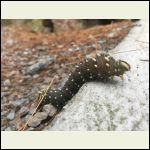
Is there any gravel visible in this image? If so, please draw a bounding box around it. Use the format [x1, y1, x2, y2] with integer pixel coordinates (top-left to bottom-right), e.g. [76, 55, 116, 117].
[25, 56, 55, 75]
[6, 111, 15, 120]
[19, 106, 29, 117]
[28, 112, 48, 127]
[3, 79, 11, 87]
[43, 104, 57, 117]
[11, 98, 29, 107]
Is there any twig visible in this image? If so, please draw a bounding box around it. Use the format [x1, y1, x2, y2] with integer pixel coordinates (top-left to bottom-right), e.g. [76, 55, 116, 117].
[111, 49, 149, 55]
[18, 77, 56, 131]
[139, 59, 149, 62]
[135, 40, 149, 44]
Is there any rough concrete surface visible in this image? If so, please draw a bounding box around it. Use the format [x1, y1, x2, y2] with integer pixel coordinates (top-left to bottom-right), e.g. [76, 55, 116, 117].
[45, 19, 149, 131]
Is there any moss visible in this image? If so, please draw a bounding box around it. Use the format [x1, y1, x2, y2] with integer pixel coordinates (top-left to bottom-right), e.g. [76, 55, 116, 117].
[27, 20, 44, 32]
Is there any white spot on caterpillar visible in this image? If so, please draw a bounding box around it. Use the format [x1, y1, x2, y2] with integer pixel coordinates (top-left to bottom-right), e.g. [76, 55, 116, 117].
[87, 68, 90, 71]
[85, 59, 88, 62]
[54, 91, 57, 93]
[60, 95, 63, 97]
[66, 88, 68, 91]
[106, 63, 110, 67]
[94, 64, 98, 68]
[98, 73, 101, 76]
[49, 96, 51, 98]
[76, 65, 79, 68]
[69, 74, 71, 76]
[54, 97, 57, 99]
[78, 72, 81, 74]
[97, 53, 100, 56]
[92, 58, 96, 62]
[71, 79, 74, 81]
[77, 85, 80, 87]
[104, 57, 110, 62]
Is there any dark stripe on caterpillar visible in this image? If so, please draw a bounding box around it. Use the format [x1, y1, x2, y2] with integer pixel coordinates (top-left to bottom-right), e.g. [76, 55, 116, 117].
[42, 52, 131, 109]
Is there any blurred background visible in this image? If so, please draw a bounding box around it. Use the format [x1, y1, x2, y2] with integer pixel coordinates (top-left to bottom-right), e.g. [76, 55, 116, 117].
[1, 19, 138, 33]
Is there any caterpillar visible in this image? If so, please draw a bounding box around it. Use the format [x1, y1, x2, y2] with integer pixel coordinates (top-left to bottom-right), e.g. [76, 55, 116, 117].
[40, 52, 131, 110]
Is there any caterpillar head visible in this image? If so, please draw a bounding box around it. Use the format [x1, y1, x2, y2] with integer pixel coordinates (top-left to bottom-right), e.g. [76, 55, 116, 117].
[96, 53, 131, 80]
[114, 60, 131, 80]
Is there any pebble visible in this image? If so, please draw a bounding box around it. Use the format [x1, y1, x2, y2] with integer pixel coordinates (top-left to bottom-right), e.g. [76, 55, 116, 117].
[3, 79, 11, 87]
[5, 127, 13, 131]
[31, 86, 39, 94]
[1, 126, 7, 131]
[1, 118, 8, 126]
[28, 112, 48, 127]
[29, 103, 37, 115]
[43, 77, 51, 84]
[1, 110, 9, 117]
[7, 39, 14, 46]
[54, 64, 60, 69]
[19, 106, 29, 117]
[1, 92, 7, 98]
[36, 45, 48, 51]
[25, 56, 54, 75]
[26, 127, 34, 131]
[33, 74, 39, 78]
[6, 111, 15, 120]
[43, 104, 57, 117]
[9, 70, 19, 76]
[11, 98, 29, 107]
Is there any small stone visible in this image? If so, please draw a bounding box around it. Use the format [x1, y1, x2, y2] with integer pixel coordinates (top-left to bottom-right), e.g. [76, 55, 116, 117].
[54, 64, 60, 69]
[1, 110, 9, 117]
[1, 96, 7, 103]
[43, 104, 57, 117]
[1, 92, 7, 98]
[1, 126, 7, 131]
[11, 98, 29, 107]
[43, 77, 51, 84]
[26, 127, 34, 131]
[7, 111, 15, 120]
[23, 51, 29, 55]
[31, 86, 39, 94]
[33, 74, 39, 78]
[25, 56, 54, 75]
[7, 39, 13, 46]
[5, 127, 13, 131]
[19, 106, 29, 117]
[1, 118, 8, 126]
[29, 103, 37, 114]
[9, 70, 19, 76]
[29, 108, 36, 115]
[28, 112, 48, 127]
[3, 79, 11, 87]
[36, 112, 48, 120]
